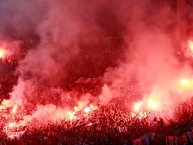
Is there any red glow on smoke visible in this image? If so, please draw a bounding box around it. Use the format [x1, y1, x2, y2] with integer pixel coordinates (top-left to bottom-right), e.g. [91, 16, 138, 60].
[0, 0, 193, 140]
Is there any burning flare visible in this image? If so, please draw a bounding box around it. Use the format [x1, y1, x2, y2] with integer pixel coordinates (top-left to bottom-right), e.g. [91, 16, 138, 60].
[0, 47, 6, 59]
[181, 78, 189, 86]
[12, 104, 18, 114]
[8, 122, 16, 128]
[84, 107, 91, 113]
[148, 99, 158, 110]
[134, 101, 143, 112]
[188, 40, 193, 53]
[178, 78, 193, 90]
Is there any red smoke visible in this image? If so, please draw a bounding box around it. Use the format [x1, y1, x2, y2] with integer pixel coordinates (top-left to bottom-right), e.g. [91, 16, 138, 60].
[0, 0, 193, 130]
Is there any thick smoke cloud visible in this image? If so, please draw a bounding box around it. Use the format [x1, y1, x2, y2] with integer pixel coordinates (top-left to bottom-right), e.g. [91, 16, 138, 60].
[102, 1, 193, 114]
[0, 0, 193, 122]
[0, 0, 45, 39]
[6, 0, 128, 87]
[3, 0, 129, 102]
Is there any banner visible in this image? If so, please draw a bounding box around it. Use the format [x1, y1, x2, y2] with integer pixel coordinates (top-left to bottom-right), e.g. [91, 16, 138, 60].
[7, 130, 26, 139]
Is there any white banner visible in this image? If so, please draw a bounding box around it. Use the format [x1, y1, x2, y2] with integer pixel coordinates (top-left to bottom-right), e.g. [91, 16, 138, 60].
[7, 130, 26, 139]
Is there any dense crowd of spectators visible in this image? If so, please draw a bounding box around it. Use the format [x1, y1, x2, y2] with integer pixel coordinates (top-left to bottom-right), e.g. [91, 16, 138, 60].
[0, 70, 192, 145]
[0, 98, 191, 145]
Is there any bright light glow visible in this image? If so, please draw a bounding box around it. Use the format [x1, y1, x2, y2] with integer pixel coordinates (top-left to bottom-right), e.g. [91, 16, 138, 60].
[67, 111, 75, 120]
[74, 101, 84, 112]
[148, 100, 158, 110]
[178, 78, 193, 90]
[9, 122, 16, 128]
[0, 47, 6, 59]
[12, 104, 18, 114]
[0, 100, 10, 110]
[89, 104, 97, 110]
[181, 78, 189, 86]
[134, 101, 143, 111]
[74, 106, 79, 112]
[2, 100, 10, 107]
[131, 112, 136, 117]
[84, 107, 91, 113]
[138, 111, 147, 119]
[188, 40, 193, 53]
[0, 106, 5, 110]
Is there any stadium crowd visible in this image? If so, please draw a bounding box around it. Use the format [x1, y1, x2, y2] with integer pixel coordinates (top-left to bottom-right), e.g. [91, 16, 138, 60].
[0, 72, 192, 145]
[0, 99, 191, 145]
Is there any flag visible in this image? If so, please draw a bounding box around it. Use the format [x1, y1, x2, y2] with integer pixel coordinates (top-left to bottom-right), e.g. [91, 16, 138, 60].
[7, 130, 26, 139]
